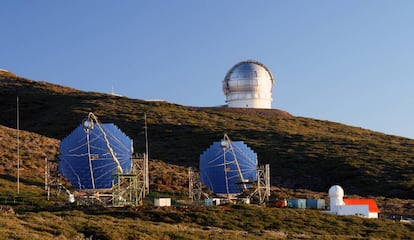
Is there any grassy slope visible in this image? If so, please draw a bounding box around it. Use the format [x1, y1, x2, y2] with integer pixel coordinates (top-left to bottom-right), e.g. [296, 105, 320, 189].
[1, 125, 413, 239]
[1, 73, 414, 199]
[1, 73, 414, 238]
[1, 205, 414, 240]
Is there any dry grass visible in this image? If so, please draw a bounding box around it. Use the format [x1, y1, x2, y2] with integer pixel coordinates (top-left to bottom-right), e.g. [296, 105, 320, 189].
[0, 74, 414, 238]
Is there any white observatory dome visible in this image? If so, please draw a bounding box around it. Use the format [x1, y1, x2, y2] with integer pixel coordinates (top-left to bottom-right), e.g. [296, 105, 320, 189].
[329, 185, 344, 198]
[223, 60, 274, 109]
[329, 185, 345, 213]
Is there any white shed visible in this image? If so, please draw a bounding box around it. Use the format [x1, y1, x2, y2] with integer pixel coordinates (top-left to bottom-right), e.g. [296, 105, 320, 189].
[154, 198, 171, 207]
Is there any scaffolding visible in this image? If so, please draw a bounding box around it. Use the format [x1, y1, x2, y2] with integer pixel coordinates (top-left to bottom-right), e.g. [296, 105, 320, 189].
[45, 157, 75, 202]
[188, 167, 200, 201]
[188, 167, 209, 202]
[251, 164, 271, 204]
[47, 153, 149, 207]
[112, 154, 148, 207]
[45, 157, 56, 200]
[189, 163, 271, 205]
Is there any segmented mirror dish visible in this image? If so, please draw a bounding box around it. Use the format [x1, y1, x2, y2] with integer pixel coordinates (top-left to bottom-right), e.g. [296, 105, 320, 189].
[200, 141, 257, 194]
[58, 123, 132, 189]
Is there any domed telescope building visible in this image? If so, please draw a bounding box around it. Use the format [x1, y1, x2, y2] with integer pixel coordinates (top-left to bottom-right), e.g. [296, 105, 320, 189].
[223, 60, 274, 109]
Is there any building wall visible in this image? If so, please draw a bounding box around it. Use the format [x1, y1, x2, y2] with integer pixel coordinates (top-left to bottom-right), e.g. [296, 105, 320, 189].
[337, 205, 369, 217]
[227, 98, 272, 109]
[368, 212, 379, 218]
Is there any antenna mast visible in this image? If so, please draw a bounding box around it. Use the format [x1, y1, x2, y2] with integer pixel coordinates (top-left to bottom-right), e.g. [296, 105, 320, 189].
[144, 113, 149, 194]
[17, 96, 20, 194]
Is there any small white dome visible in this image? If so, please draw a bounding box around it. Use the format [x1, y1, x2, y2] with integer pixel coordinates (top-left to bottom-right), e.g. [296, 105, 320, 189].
[328, 185, 344, 197]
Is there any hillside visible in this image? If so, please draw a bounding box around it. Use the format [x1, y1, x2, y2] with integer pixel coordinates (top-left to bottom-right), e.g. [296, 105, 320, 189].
[1, 126, 414, 240]
[1, 72, 414, 239]
[1, 72, 414, 200]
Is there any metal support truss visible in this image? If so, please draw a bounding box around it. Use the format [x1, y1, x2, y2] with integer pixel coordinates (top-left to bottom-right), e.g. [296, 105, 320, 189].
[45, 157, 74, 202]
[256, 164, 271, 204]
[188, 167, 208, 202]
[45, 157, 59, 200]
[112, 155, 148, 207]
[248, 164, 270, 205]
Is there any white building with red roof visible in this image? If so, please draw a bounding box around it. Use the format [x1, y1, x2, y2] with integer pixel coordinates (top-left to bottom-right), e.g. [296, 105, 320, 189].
[329, 185, 380, 218]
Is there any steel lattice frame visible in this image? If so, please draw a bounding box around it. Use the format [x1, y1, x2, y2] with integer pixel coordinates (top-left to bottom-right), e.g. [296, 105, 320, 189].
[112, 155, 148, 207]
[255, 164, 271, 204]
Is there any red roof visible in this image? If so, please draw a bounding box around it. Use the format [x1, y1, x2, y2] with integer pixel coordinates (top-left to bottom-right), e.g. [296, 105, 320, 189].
[343, 199, 380, 213]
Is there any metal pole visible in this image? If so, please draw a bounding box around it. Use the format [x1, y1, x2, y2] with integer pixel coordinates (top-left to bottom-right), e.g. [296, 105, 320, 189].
[45, 158, 50, 200]
[87, 112, 123, 174]
[17, 96, 20, 195]
[188, 167, 193, 201]
[224, 134, 247, 191]
[223, 147, 230, 200]
[265, 164, 270, 200]
[144, 113, 149, 194]
[45, 157, 47, 191]
[86, 129, 96, 189]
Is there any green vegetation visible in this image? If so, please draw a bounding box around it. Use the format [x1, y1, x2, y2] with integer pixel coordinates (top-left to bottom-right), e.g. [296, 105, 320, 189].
[1, 73, 414, 199]
[1, 204, 414, 239]
[1, 73, 414, 239]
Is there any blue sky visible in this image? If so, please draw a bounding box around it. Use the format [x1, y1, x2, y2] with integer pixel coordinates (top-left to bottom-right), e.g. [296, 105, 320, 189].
[2, 1, 414, 138]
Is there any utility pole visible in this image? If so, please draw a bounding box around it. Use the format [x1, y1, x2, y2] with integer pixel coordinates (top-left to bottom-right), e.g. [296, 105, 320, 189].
[17, 96, 20, 194]
[144, 113, 149, 194]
